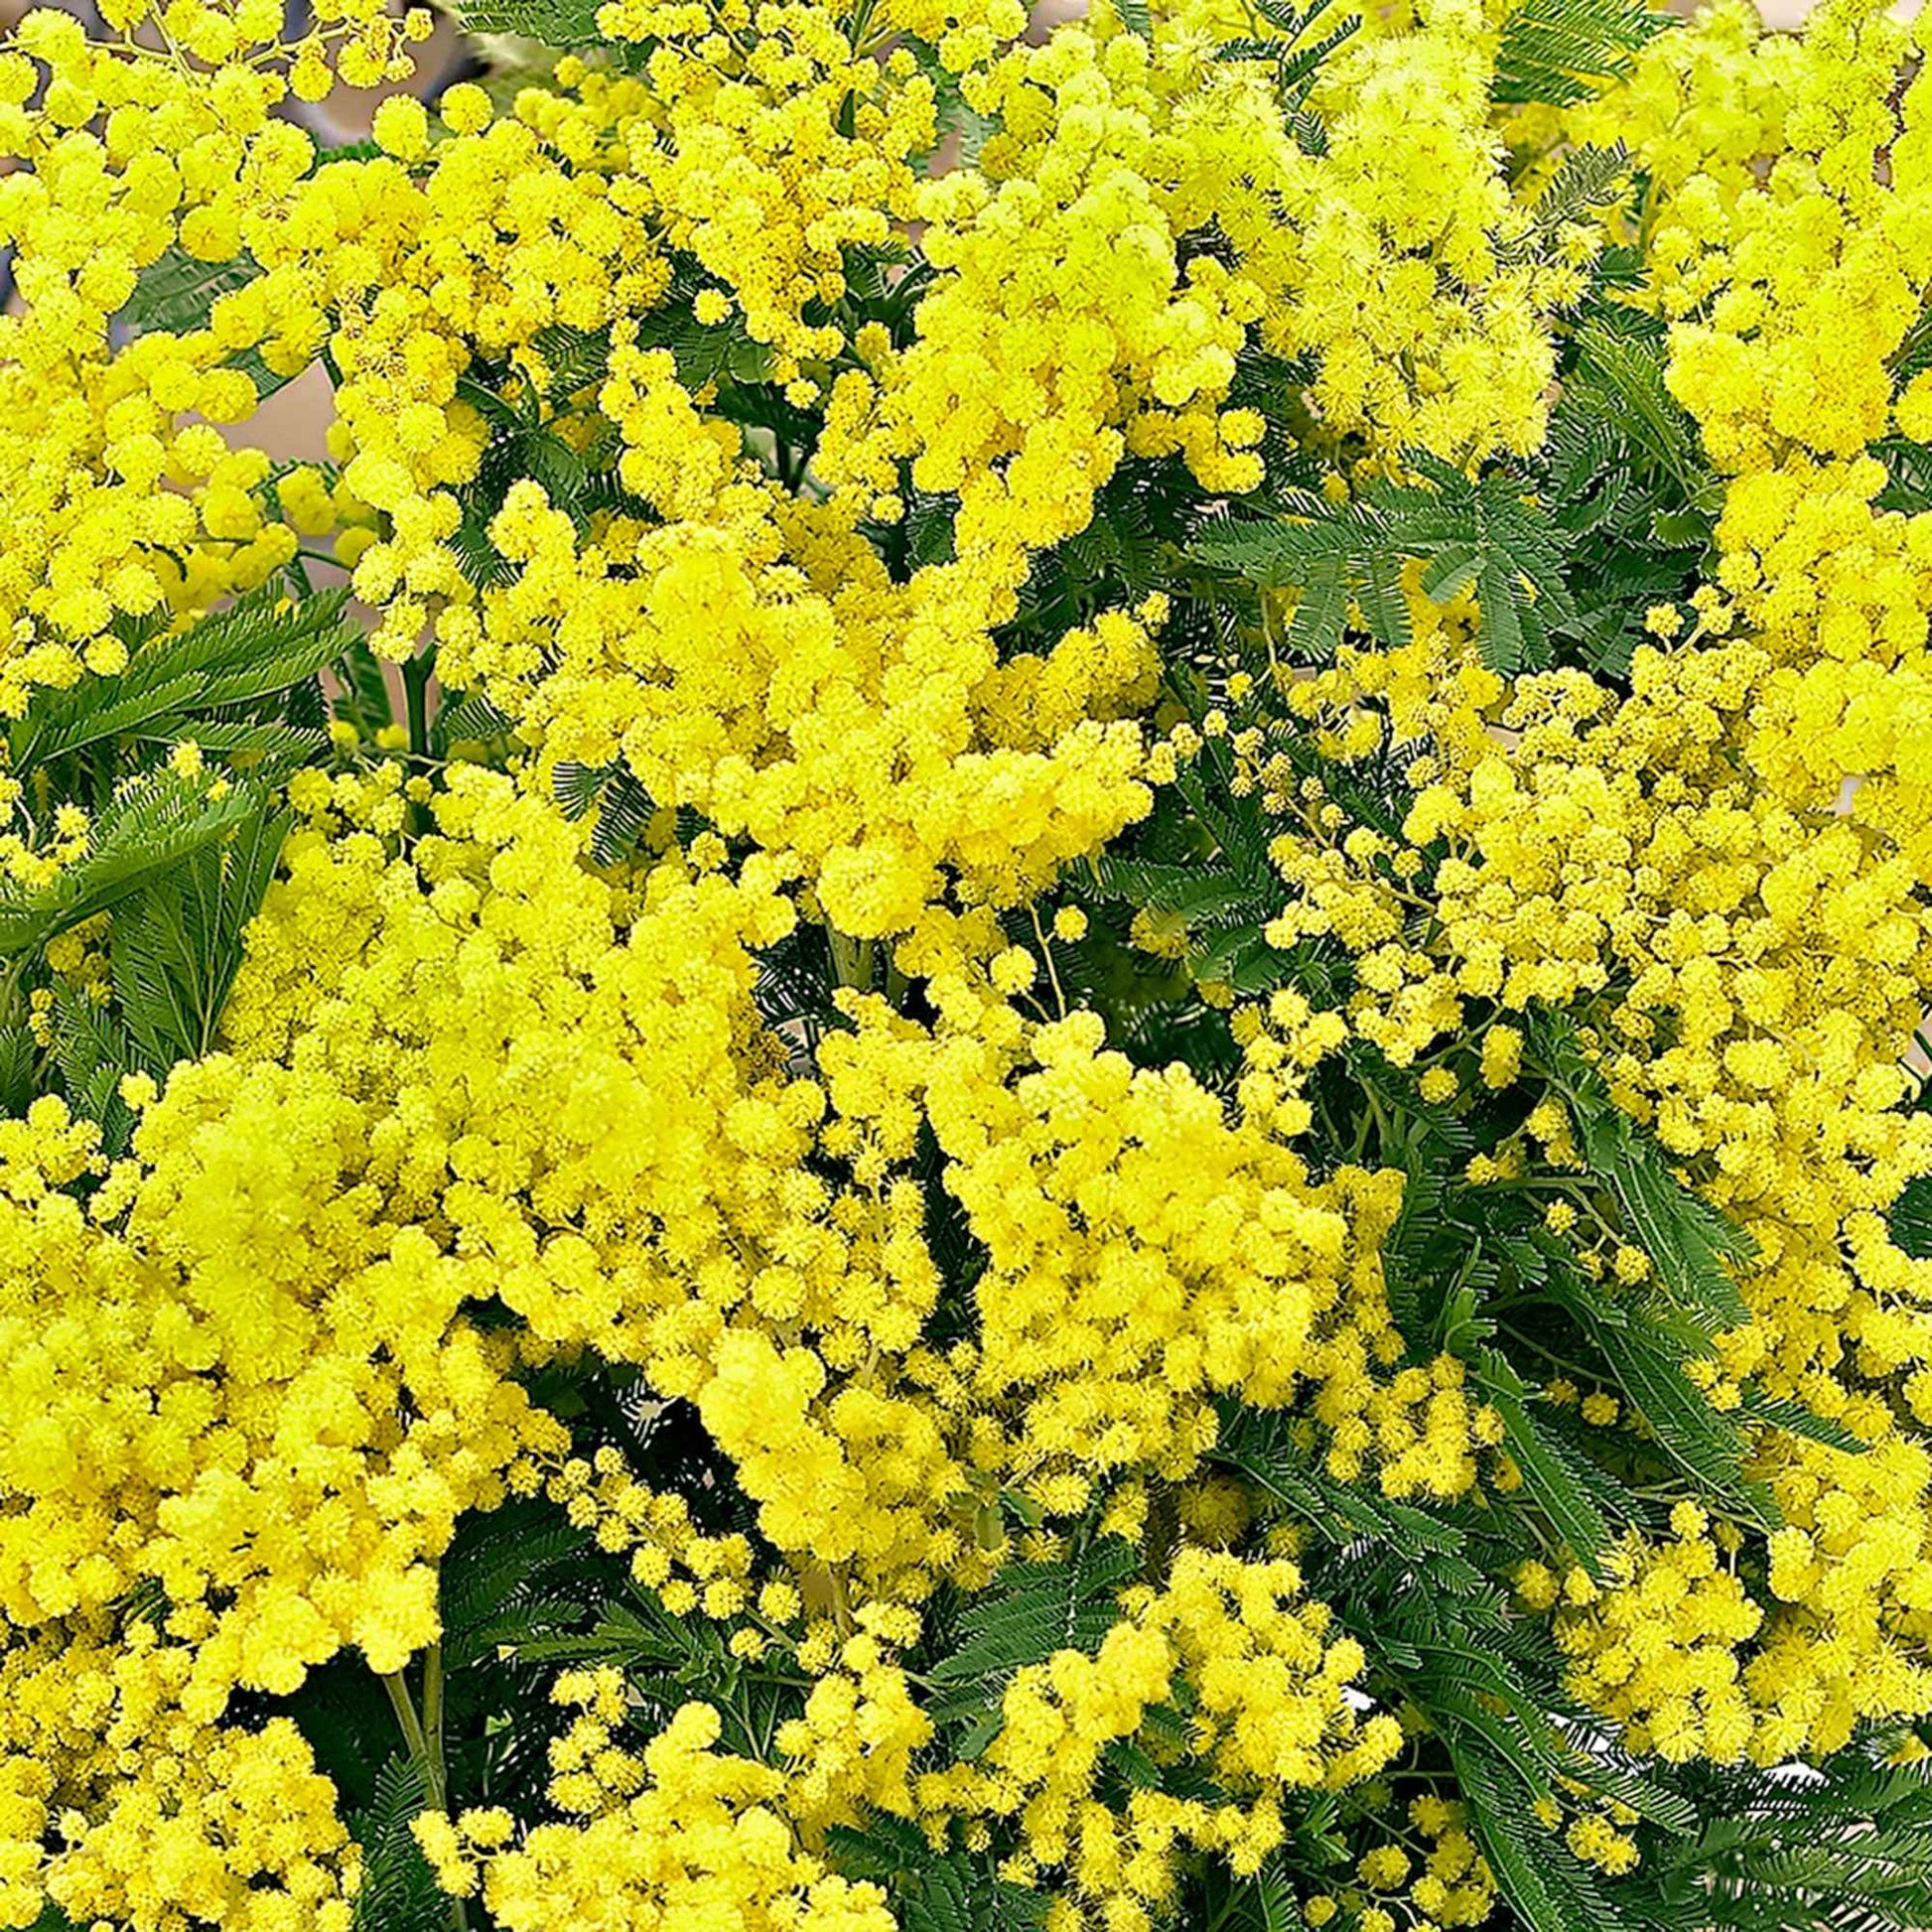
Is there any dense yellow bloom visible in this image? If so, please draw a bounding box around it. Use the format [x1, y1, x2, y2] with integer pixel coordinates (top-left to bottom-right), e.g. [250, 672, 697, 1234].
[823, 997, 1410, 1502]
[9, 0, 1932, 1919]
[419, 1695, 899, 1932]
[919, 1547, 1402, 1921]
[0, 0, 422, 713]
[1235, 0, 1932, 1767]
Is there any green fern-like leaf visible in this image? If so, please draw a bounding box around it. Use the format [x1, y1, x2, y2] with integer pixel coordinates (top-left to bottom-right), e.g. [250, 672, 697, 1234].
[123, 248, 258, 338]
[438, 1496, 597, 1672]
[1196, 1858, 1303, 1932]
[1473, 1347, 1615, 1579]
[926, 1539, 1139, 1726]
[119, 247, 295, 398]
[1499, 142, 1635, 266]
[1891, 301, 1932, 388]
[1494, 0, 1668, 107]
[1535, 319, 1720, 672]
[1190, 456, 1577, 674]
[11, 584, 357, 772]
[348, 1755, 448, 1932]
[1552, 1280, 1778, 1531]
[833, 1837, 1048, 1932]
[430, 689, 513, 756]
[46, 986, 140, 1154]
[1889, 1172, 1932, 1259]
[330, 635, 398, 738]
[110, 795, 290, 1073]
[0, 773, 261, 959]
[1213, 0, 1360, 117]
[551, 760, 654, 863]
[1214, 1404, 1471, 1566]
[1530, 1011, 1752, 1331]
[461, 0, 606, 43]
[0, 1028, 35, 1116]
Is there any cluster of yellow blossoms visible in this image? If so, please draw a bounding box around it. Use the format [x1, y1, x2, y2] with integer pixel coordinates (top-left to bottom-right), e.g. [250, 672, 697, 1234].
[821, 996, 1413, 1506]
[6, 0, 1932, 1923]
[1255, 0, 1932, 1771]
[0, 745, 1433, 1923]
[414, 1688, 900, 1932]
[0, 0, 419, 713]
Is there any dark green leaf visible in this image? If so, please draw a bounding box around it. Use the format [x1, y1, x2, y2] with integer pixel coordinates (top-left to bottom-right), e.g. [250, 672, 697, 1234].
[111, 796, 290, 1072]
[1495, 0, 1668, 106]
[1474, 1347, 1614, 1579]
[0, 775, 260, 958]
[12, 586, 357, 773]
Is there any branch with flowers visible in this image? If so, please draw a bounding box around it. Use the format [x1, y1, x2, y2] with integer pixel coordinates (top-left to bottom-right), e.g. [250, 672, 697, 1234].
[1, 0, 1931, 1926]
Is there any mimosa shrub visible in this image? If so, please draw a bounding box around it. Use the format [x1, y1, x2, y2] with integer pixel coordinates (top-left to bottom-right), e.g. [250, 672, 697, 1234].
[1, 0, 1930, 1924]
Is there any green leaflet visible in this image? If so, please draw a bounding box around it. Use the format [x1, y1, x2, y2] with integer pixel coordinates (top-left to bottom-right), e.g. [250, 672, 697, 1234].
[1192, 317, 1724, 681]
[6, 786, 291, 1145]
[1474, 1347, 1616, 1580]
[1189, 455, 1577, 674]
[1498, 143, 1636, 267]
[1538, 318, 1723, 675]
[1738, 1390, 1867, 1457]
[1084, 742, 1322, 1000]
[46, 985, 141, 1156]
[122, 248, 259, 338]
[110, 796, 292, 1073]
[120, 248, 296, 399]
[1556, 323, 1714, 507]
[460, 0, 662, 64]
[1529, 1009, 1753, 1331]
[1649, 1757, 1932, 1929]
[10, 584, 358, 774]
[1214, 1403, 1471, 1566]
[1556, 1281, 1778, 1531]
[899, 1856, 1049, 1932]
[1890, 1171, 1932, 1260]
[924, 1538, 1140, 1729]
[347, 1756, 448, 1932]
[552, 759, 654, 865]
[0, 773, 261, 959]
[1213, 0, 1360, 121]
[1463, 1765, 1625, 1932]
[1584, 1106, 1752, 1328]
[463, 0, 609, 40]
[0, 1029, 35, 1116]
[1192, 1861, 1303, 1932]
[1493, 0, 1669, 107]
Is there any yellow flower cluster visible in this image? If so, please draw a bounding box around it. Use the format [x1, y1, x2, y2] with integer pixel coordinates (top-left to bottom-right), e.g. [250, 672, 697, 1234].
[1265, 609, 1932, 1755]
[0, 1623, 360, 1932]
[0, 0, 1608, 931]
[920, 1547, 1402, 1930]
[1282, 0, 1595, 461]
[1309, 1792, 1499, 1928]
[1210, 0, 1932, 1769]
[14, 0, 1932, 1918]
[1577, 0, 1932, 873]
[0, 740, 1468, 1924]
[821, 989, 1443, 1510]
[1549, 1435, 1932, 1764]
[414, 1689, 898, 1932]
[0, 0, 423, 713]
[446, 448, 1158, 938]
